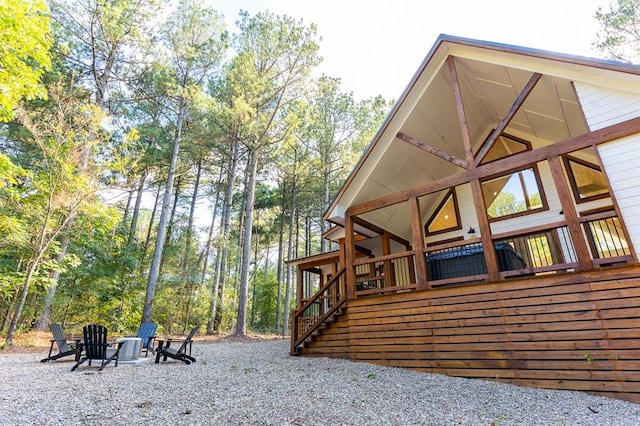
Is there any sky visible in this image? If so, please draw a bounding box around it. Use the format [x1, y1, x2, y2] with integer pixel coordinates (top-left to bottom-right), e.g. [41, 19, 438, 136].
[213, 0, 614, 101]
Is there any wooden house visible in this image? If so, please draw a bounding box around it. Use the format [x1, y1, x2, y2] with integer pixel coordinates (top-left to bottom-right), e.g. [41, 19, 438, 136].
[288, 35, 640, 403]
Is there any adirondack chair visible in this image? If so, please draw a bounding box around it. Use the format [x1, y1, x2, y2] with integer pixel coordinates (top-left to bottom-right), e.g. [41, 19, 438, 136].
[137, 321, 157, 357]
[154, 325, 198, 364]
[71, 324, 124, 372]
[40, 323, 81, 362]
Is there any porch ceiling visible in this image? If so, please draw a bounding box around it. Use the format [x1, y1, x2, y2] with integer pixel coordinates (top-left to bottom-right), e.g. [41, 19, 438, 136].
[329, 40, 596, 241]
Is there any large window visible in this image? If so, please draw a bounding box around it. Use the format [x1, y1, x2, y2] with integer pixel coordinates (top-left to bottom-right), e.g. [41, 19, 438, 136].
[425, 189, 461, 235]
[482, 166, 547, 220]
[563, 153, 609, 203]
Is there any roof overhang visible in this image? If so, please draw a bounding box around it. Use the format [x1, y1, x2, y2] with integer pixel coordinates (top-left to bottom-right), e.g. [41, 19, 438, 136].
[323, 34, 640, 241]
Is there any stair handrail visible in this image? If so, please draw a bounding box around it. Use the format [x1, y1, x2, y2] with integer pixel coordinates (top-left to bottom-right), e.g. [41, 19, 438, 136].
[291, 266, 346, 354]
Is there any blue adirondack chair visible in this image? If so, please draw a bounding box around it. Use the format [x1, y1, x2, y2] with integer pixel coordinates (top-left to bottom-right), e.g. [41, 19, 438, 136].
[137, 322, 158, 357]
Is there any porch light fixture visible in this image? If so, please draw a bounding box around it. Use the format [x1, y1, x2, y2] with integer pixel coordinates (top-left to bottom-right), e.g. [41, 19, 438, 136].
[468, 226, 476, 234]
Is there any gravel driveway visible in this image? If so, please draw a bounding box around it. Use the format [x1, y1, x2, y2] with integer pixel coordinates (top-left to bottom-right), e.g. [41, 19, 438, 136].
[1, 338, 639, 425]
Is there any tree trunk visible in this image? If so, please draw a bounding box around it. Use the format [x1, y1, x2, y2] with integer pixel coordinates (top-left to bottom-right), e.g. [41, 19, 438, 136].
[274, 181, 286, 331]
[142, 100, 186, 324]
[321, 161, 330, 253]
[250, 210, 260, 326]
[128, 170, 147, 246]
[140, 183, 162, 274]
[208, 138, 238, 334]
[235, 149, 258, 336]
[179, 160, 202, 332]
[282, 174, 296, 336]
[5, 215, 58, 345]
[35, 235, 71, 331]
[181, 160, 202, 269]
[200, 166, 223, 287]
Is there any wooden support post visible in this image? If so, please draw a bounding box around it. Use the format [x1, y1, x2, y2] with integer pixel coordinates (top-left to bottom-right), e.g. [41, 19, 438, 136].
[332, 259, 339, 304]
[409, 197, 428, 289]
[470, 179, 500, 281]
[406, 243, 416, 283]
[548, 156, 593, 271]
[381, 232, 395, 287]
[338, 238, 346, 300]
[296, 266, 304, 310]
[345, 214, 356, 299]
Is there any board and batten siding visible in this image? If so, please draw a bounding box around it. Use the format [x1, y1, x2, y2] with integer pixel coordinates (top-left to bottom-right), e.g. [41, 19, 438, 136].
[576, 83, 640, 260]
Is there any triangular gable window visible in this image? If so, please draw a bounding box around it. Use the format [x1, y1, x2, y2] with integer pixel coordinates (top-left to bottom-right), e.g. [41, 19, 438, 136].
[425, 189, 461, 235]
[563, 154, 609, 203]
[479, 133, 530, 165]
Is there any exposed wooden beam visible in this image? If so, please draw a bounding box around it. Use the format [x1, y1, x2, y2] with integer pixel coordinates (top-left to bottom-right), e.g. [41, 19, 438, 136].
[474, 72, 543, 166]
[345, 214, 356, 299]
[469, 178, 500, 281]
[296, 264, 304, 310]
[447, 56, 475, 166]
[409, 197, 428, 289]
[352, 215, 411, 246]
[347, 115, 640, 216]
[547, 156, 593, 271]
[396, 132, 469, 169]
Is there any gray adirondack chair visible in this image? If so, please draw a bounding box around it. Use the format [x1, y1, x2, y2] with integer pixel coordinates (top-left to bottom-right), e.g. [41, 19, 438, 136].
[40, 323, 80, 363]
[154, 325, 198, 364]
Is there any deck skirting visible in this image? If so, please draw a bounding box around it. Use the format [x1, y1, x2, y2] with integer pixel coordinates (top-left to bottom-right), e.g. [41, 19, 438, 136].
[297, 266, 640, 403]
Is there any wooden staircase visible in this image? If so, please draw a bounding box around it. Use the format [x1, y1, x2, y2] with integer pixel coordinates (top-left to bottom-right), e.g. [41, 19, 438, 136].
[290, 267, 346, 355]
[297, 305, 345, 351]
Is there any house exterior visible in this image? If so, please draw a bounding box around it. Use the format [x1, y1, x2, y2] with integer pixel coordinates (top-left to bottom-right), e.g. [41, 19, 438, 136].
[288, 34, 640, 403]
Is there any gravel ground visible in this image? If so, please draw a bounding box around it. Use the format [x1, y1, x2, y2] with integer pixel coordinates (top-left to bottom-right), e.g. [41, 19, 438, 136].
[1, 338, 639, 425]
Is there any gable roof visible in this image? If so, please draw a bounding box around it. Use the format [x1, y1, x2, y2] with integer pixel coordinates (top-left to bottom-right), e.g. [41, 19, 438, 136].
[324, 34, 640, 240]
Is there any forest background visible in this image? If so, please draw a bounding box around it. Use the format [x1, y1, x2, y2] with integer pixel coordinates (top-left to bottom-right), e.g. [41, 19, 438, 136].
[0, 0, 636, 347]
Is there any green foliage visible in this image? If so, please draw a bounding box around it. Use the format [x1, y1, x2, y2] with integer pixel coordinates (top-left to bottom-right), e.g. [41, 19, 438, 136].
[0, 3, 393, 340]
[0, 0, 52, 121]
[594, 0, 640, 62]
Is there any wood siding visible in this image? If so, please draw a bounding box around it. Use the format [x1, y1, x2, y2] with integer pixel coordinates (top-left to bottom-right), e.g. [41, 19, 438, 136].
[577, 83, 640, 260]
[298, 266, 640, 403]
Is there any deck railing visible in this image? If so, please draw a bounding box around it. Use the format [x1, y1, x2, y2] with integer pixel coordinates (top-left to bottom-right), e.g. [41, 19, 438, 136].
[353, 251, 418, 295]
[424, 240, 489, 286]
[581, 211, 632, 265]
[493, 223, 579, 277]
[292, 215, 632, 344]
[291, 267, 346, 355]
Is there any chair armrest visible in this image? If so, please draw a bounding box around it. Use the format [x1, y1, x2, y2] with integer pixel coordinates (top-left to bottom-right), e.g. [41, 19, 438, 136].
[164, 337, 193, 344]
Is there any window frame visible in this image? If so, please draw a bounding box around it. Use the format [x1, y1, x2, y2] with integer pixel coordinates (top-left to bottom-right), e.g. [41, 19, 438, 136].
[477, 132, 532, 165]
[562, 154, 610, 204]
[481, 164, 549, 223]
[424, 188, 462, 236]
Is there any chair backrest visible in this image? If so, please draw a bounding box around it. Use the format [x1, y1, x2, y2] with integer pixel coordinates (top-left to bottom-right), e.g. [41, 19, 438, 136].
[176, 325, 199, 353]
[50, 323, 70, 352]
[137, 322, 157, 348]
[83, 324, 108, 360]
